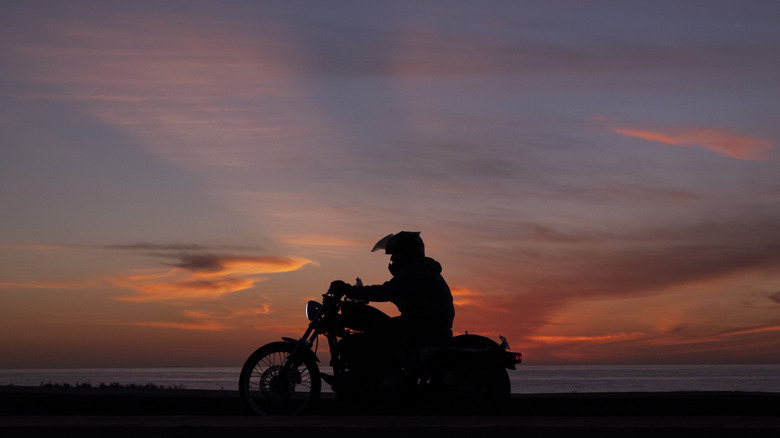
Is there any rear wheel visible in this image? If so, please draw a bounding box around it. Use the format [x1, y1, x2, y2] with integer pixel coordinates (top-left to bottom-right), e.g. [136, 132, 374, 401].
[437, 361, 510, 415]
[239, 342, 321, 415]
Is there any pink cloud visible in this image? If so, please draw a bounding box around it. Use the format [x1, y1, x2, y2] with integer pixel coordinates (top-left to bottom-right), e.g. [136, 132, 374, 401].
[611, 125, 774, 161]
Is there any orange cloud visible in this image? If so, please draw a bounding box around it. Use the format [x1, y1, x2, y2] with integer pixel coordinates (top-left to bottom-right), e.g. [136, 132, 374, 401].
[527, 332, 645, 345]
[111, 256, 312, 302]
[223, 304, 273, 318]
[611, 125, 774, 161]
[133, 320, 229, 332]
[451, 287, 508, 312]
[451, 287, 478, 307]
[130, 306, 277, 332]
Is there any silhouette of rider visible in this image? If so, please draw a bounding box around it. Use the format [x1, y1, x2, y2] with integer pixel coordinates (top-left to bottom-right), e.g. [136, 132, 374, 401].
[330, 231, 455, 348]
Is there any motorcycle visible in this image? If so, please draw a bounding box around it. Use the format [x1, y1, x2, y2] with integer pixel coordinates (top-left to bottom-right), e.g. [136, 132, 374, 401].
[239, 281, 522, 415]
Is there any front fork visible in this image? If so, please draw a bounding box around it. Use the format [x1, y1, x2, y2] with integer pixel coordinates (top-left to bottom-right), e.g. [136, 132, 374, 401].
[278, 302, 329, 378]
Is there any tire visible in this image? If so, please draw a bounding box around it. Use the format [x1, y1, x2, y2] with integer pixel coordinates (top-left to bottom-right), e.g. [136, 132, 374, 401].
[438, 361, 511, 415]
[239, 341, 321, 415]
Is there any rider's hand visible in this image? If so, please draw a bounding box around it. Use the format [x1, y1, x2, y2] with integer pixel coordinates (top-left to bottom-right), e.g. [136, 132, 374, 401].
[328, 280, 350, 295]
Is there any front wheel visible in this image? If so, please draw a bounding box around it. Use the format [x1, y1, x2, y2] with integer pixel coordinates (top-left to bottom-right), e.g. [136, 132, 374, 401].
[239, 341, 321, 415]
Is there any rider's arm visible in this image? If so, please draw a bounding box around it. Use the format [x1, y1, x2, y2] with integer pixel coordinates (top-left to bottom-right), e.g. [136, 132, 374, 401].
[345, 278, 402, 303]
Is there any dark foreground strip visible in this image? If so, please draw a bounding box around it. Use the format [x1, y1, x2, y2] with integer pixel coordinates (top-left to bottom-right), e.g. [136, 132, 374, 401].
[1, 386, 778, 416]
[1, 415, 779, 438]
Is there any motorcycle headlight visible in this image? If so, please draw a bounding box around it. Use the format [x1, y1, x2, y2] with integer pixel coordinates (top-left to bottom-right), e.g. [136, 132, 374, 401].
[305, 300, 322, 321]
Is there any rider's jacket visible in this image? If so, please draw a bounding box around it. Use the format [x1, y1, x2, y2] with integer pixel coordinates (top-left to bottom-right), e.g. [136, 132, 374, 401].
[348, 256, 455, 333]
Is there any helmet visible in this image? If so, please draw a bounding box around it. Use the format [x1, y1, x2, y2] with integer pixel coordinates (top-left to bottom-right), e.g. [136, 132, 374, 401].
[371, 231, 425, 258]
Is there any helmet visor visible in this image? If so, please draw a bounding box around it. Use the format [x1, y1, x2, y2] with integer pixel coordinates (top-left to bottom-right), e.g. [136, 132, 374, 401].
[371, 234, 394, 252]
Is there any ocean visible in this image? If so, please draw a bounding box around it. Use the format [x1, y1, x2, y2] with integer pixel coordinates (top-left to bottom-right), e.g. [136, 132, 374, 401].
[2, 364, 779, 393]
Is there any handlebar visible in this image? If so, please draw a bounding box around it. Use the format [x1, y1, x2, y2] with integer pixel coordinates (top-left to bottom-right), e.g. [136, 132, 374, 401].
[324, 290, 344, 301]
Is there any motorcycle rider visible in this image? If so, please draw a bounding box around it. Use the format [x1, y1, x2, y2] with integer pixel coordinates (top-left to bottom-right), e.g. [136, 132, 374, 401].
[330, 231, 455, 356]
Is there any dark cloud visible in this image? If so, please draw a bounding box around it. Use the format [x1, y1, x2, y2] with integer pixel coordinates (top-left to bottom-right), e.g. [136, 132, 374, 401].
[170, 254, 226, 272]
[165, 253, 304, 274]
[463, 212, 780, 305]
[41, 242, 264, 253]
[579, 243, 780, 297]
[175, 277, 251, 292]
[103, 243, 210, 251]
[47, 242, 278, 274]
[102, 243, 264, 252]
[769, 292, 780, 304]
[591, 233, 779, 298]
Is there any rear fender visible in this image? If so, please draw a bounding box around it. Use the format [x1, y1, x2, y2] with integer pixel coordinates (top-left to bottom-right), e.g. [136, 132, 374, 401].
[449, 333, 501, 349]
[443, 334, 521, 369]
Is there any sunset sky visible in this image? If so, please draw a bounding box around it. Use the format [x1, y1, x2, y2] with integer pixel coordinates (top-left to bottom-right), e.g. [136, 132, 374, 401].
[2, 0, 779, 368]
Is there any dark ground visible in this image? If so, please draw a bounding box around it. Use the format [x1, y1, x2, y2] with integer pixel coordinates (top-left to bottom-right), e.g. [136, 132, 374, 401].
[1, 386, 778, 437]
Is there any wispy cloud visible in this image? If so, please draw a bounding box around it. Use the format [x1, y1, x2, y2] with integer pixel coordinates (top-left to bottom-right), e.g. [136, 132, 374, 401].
[133, 320, 229, 332]
[451, 287, 479, 308]
[528, 332, 646, 345]
[587, 183, 700, 204]
[275, 234, 366, 257]
[0, 9, 315, 170]
[129, 308, 274, 332]
[451, 287, 508, 313]
[647, 322, 780, 347]
[277, 234, 365, 248]
[717, 323, 780, 338]
[0, 279, 103, 290]
[610, 124, 774, 161]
